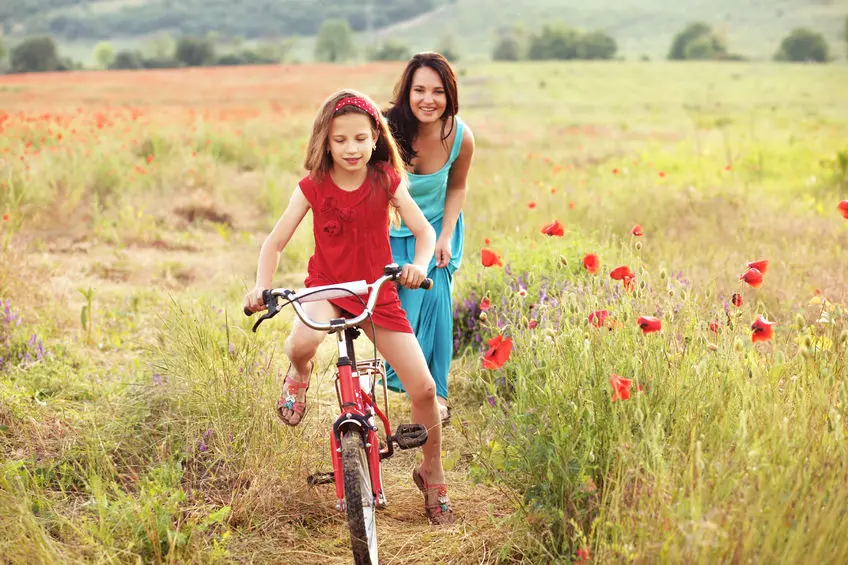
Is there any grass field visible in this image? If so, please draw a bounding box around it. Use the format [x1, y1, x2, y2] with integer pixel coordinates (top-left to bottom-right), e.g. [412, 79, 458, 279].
[1, 61, 848, 563]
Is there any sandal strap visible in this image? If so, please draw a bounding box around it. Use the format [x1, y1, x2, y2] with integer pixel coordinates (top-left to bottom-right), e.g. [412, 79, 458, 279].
[284, 377, 310, 391]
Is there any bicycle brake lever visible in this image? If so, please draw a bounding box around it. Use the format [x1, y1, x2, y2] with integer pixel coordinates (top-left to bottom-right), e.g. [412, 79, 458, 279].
[250, 291, 283, 333]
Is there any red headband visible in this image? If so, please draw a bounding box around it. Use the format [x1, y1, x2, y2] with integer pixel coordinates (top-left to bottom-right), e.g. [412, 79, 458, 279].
[334, 96, 381, 124]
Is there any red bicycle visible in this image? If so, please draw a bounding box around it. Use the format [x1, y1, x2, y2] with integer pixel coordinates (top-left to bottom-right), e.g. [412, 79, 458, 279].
[245, 263, 431, 565]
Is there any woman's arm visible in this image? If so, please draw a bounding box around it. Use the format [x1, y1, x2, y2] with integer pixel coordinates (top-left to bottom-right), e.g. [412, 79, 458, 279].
[245, 186, 310, 311]
[436, 124, 475, 267]
[392, 179, 436, 288]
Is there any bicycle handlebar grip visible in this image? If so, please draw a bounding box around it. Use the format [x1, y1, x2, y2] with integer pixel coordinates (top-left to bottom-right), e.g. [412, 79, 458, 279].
[420, 278, 433, 290]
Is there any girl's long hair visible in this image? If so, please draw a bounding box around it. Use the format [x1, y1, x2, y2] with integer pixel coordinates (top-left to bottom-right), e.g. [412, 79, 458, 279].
[384, 52, 459, 167]
[304, 89, 405, 227]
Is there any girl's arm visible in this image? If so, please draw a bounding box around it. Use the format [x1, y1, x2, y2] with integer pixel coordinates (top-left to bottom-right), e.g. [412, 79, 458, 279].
[245, 186, 310, 311]
[392, 179, 436, 288]
[436, 125, 475, 267]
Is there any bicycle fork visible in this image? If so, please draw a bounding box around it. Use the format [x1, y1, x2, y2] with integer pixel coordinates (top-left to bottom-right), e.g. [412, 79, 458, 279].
[331, 328, 386, 510]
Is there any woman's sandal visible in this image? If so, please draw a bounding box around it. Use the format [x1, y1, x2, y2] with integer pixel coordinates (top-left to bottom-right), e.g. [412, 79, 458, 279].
[437, 399, 451, 427]
[276, 360, 314, 426]
[412, 466, 455, 525]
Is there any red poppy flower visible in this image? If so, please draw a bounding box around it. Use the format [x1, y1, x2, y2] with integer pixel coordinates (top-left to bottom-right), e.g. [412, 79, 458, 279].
[146, 154, 154, 163]
[709, 321, 719, 333]
[637, 316, 662, 334]
[569, 201, 575, 210]
[588, 310, 609, 327]
[479, 297, 491, 311]
[658, 171, 666, 178]
[610, 265, 632, 280]
[1, 213, 9, 222]
[612, 168, 620, 175]
[740, 267, 764, 288]
[731, 293, 743, 307]
[631, 225, 643, 237]
[481, 248, 503, 268]
[527, 201, 537, 209]
[724, 164, 732, 172]
[484, 238, 491, 245]
[747, 259, 768, 275]
[528, 320, 538, 329]
[751, 315, 776, 343]
[838, 200, 848, 219]
[583, 253, 599, 274]
[540, 220, 565, 237]
[622, 275, 635, 291]
[576, 547, 591, 564]
[609, 374, 632, 401]
[482, 335, 513, 369]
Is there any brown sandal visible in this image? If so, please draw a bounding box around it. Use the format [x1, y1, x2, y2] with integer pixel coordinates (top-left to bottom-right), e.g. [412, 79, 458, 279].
[412, 466, 455, 525]
[276, 360, 314, 426]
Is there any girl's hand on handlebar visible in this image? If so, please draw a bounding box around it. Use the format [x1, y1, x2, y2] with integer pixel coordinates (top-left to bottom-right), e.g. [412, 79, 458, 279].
[399, 264, 427, 289]
[244, 287, 267, 313]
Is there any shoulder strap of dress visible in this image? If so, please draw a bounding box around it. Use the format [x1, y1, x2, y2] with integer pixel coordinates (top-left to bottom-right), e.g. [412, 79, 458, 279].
[448, 116, 465, 165]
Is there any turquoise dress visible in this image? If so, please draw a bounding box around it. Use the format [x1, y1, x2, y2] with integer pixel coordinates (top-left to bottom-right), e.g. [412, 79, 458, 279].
[384, 117, 465, 400]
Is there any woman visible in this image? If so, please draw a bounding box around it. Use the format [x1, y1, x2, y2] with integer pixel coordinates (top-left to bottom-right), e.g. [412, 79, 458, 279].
[383, 52, 475, 425]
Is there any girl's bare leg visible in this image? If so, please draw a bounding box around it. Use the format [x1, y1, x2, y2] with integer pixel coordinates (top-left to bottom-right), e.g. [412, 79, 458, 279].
[360, 325, 445, 484]
[279, 300, 341, 424]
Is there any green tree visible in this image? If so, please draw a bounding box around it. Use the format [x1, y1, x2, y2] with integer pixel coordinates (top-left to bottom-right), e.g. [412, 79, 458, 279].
[528, 23, 581, 60]
[0, 35, 7, 66]
[175, 35, 216, 67]
[146, 32, 175, 60]
[11, 36, 63, 73]
[369, 38, 411, 61]
[111, 50, 144, 70]
[668, 22, 727, 60]
[774, 28, 829, 62]
[315, 19, 355, 63]
[93, 41, 115, 69]
[577, 30, 617, 60]
[492, 35, 521, 61]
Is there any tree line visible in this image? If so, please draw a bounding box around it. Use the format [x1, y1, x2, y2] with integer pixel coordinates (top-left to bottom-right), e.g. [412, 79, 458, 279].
[491, 19, 845, 63]
[0, 17, 845, 74]
[1, 0, 436, 41]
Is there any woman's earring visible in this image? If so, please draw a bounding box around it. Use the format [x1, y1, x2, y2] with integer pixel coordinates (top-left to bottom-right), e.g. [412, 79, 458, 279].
[373, 144, 377, 150]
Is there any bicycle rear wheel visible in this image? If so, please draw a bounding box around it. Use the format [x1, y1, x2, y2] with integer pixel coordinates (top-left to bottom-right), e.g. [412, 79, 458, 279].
[341, 430, 378, 565]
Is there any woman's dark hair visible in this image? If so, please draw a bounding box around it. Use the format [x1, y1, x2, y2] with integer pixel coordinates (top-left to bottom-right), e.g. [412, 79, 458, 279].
[384, 51, 459, 166]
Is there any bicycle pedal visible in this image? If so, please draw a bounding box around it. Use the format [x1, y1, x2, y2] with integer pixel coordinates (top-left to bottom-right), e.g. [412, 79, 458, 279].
[306, 472, 335, 486]
[392, 423, 428, 449]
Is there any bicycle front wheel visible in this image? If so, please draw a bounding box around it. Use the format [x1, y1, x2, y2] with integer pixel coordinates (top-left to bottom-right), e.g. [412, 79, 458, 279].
[341, 430, 378, 565]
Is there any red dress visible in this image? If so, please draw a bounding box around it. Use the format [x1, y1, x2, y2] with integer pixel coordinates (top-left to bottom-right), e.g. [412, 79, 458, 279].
[299, 165, 413, 334]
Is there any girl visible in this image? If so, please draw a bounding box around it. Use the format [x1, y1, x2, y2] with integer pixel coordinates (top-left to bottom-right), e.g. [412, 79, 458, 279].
[383, 52, 476, 426]
[243, 89, 454, 525]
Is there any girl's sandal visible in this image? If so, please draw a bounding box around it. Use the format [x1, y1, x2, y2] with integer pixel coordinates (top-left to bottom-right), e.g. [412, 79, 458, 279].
[276, 360, 314, 427]
[412, 466, 456, 525]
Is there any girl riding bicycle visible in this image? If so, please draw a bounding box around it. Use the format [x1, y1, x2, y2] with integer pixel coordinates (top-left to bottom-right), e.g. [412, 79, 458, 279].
[243, 89, 455, 525]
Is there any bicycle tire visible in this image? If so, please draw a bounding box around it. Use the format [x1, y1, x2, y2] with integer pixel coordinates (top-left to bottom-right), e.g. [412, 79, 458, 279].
[341, 430, 378, 565]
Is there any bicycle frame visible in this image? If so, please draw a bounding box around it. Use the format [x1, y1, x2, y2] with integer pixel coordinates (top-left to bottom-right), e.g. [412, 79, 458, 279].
[246, 264, 431, 512]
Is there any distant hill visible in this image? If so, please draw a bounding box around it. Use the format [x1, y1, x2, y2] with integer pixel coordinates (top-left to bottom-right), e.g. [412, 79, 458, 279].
[3, 0, 845, 62]
[377, 0, 847, 61]
[0, 0, 439, 40]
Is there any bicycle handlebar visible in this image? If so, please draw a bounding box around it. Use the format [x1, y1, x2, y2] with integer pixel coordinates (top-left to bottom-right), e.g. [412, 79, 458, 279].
[243, 263, 432, 333]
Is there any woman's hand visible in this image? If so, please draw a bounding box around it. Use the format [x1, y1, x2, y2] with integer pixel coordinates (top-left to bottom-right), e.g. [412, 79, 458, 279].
[435, 235, 452, 268]
[399, 263, 427, 289]
[244, 287, 267, 313]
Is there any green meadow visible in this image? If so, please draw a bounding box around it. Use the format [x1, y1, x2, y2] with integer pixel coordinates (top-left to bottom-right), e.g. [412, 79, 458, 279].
[1, 61, 847, 563]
